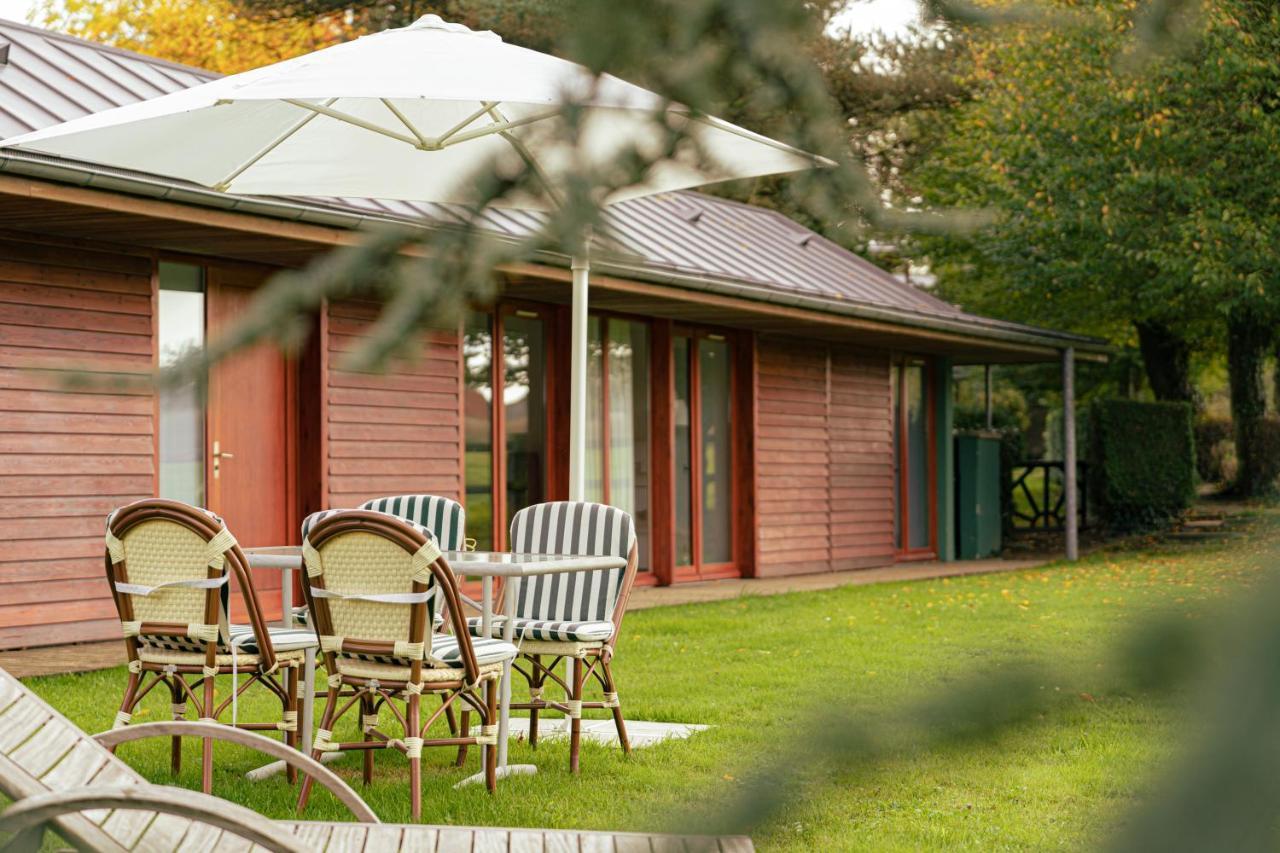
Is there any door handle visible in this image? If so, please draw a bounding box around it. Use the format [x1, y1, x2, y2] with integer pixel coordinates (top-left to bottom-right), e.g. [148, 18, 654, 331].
[212, 441, 234, 479]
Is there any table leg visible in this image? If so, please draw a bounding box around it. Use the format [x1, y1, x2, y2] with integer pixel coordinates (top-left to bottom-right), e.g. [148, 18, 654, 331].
[497, 576, 520, 769]
[479, 575, 493, 769]
[301, 646, 315, 756]
[280, 565, 294, 629]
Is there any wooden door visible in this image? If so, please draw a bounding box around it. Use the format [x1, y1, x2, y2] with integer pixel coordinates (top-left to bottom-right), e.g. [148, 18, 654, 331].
[206, 266, 293, 622]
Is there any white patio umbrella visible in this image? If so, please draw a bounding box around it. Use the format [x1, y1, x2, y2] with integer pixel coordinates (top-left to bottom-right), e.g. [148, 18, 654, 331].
[2, 14, 825, 500]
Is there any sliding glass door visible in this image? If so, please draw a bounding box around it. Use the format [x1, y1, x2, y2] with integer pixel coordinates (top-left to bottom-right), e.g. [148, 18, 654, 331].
[585, 315, 651, 570]
[464, 307, 549, 550]
[892, 359, 935, 557]
[674, 330, 736, 578]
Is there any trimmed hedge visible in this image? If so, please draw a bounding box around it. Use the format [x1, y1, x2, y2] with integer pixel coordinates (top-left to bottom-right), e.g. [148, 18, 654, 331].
[1088, 399, 1195, 531]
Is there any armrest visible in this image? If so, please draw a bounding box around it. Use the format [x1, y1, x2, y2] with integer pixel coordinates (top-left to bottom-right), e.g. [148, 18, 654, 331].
[0, 784, 306, 853]
[93, 721, 377, 822]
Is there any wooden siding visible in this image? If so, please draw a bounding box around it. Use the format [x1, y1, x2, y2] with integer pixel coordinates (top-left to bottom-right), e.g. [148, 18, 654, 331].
[324, 301, 464, 508]
[754, 338, 894, 577]
[0, 236, 154, 649]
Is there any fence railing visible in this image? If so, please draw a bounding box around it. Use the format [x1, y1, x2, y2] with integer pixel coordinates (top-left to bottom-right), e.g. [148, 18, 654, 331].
[1009, 460, 1088, 532]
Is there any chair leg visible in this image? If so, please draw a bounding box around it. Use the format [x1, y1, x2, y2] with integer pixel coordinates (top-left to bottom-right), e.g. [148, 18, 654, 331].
[455, 705, 470, 767]
[285, 664, 300, 785]
[443, 694, 458, 737]
[528, 654, 540, 749]
[297, 685, 339, 813]
[601, 659, 630, 755]
[570, 656, 584, 775]
[485, 679, 498, 793]
[107, 672, 140, 756]
[168, 677, 184, 775]
[408, 691, 422, 822]
[201, 674, 215, 794]
[361, 693, 375, 786]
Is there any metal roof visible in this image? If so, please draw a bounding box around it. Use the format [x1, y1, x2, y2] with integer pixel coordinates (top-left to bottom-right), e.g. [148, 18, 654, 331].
[0, 18, 1105, 355]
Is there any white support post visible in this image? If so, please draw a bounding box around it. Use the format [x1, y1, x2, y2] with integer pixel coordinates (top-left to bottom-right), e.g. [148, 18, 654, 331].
[568, 252, 590, 501]
[1062, 347, 1078, 561]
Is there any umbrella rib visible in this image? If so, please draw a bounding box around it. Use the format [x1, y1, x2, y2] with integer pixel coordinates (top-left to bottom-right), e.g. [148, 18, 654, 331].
[439, 107, 563, 149]
[486, 104, 562, 209]
[282, 98, 422, 149]
[380, 98, 433, 149]
[212, 98, 337, 191]
[434, 101, 500, 146]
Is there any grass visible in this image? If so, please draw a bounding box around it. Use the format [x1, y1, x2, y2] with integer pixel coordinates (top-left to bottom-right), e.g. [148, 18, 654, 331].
[25, 507, 1278, 851]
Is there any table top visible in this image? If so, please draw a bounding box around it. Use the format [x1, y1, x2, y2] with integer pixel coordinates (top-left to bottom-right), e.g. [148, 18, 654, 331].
[243, 546, 624, 577]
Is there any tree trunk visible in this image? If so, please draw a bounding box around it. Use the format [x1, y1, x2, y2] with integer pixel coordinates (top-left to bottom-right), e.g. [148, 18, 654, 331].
[1227, 307, 1271, 496]
[1135, 320, 1196, 405]
[1273, 338, 1280, 414]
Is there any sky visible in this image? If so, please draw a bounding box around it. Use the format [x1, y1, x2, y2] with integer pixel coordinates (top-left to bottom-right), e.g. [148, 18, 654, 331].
[0, 0, 924, 35]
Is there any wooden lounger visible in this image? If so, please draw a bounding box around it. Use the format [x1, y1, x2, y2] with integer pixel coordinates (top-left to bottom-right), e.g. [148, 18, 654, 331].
[0, 665, 752, 851]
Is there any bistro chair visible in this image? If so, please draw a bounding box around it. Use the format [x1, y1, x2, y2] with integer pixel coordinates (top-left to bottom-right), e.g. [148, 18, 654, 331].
[104, 498, 315, 794]
[467, 501, 639, 773]
[360, 494, 471, 551]
[295, 509, 517, 818]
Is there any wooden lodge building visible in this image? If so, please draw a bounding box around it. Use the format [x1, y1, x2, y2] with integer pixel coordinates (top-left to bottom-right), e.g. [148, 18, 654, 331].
[0, 21, 1106, 651]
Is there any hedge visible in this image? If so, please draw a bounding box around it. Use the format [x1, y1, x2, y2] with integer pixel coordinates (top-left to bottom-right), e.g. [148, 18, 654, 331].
[1088, 399, 1196, 531]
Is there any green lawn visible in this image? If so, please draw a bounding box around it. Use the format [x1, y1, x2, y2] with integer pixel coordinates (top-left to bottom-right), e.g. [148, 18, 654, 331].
[25, 509, 1276, 850]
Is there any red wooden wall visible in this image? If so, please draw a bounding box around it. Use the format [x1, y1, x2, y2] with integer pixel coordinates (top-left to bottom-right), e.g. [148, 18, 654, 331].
[323, 300, 464, 508]
[0, 235, 155, 649]
[754, 337, 895, 576]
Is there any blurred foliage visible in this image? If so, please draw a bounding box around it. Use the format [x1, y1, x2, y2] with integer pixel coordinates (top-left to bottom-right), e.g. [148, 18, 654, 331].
[1193, 415, 1234, 484]
[33, 0, 355, 74]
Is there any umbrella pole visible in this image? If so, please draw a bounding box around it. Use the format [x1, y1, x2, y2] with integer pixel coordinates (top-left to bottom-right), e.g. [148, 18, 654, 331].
[568, 252, 589, 501]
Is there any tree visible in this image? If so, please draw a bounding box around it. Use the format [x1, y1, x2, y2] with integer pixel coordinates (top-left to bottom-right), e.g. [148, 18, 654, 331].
[907, 0, 1280, 493]
[34, 0, 354, 74]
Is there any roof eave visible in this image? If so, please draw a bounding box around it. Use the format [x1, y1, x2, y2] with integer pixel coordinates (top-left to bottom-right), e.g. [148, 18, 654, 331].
[0, 150, 1108, 360]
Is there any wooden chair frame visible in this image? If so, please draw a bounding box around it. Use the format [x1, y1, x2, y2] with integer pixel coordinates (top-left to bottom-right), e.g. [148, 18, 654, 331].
[295, 510, 500, 821]
[104, 499, 301, 795]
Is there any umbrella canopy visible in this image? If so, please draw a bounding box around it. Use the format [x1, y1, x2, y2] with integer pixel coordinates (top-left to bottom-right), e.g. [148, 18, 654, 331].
[2, 14, 825, 501]
[2, 15, 821, 207]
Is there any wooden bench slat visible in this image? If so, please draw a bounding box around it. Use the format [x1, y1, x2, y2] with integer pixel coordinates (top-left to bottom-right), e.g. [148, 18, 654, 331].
[580, 835, 616, 853]
[322, 823, 370, 852]
[508, 829, 545, 853]
[0, 697, 53, 754]
[437, 827, 476, 853]
[210, 828, 255, 852]
[362, 826, 409, 851]
[134, 811, 194, 853]
[474, 829, 510, 853]
[9, 714, 80, 778]
[41, 738, 109, 790]
[544, 831, 581, 853]
[102, 803, 157, 848]
[285, 822, 334, 849]
[393, 825, 436, 853]
[176, 821, 223, 853]
[614, 836, 652, 853]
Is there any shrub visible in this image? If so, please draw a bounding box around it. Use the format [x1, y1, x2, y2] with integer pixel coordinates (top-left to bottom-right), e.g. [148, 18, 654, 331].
[1088, 399, 1195, 532]
[1194, 417, 1234, 484]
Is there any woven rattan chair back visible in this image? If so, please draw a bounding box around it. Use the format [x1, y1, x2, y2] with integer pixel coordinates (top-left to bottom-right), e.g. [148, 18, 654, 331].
[508, 502, 639, 625]
[301, 509, 480, 682]
[360, 495, 468, 552]
[105, 499, 275, 670]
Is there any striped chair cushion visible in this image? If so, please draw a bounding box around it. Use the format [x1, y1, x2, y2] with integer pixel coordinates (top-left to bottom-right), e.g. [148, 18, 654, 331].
[292, 606, 443, 630]
[360, 495, 467, 552]
[339, 635, 516, 668]
[301, 508, 437, 542]
[138, 625, 317, 656]
[465, 616, 614, 643]
[508, 502, 636, 624]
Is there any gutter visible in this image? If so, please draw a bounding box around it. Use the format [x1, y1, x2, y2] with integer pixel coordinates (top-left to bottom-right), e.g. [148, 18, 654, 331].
[0, 149, 1108, 358]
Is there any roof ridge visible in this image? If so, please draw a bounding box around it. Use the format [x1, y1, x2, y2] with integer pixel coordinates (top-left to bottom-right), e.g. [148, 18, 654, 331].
[0, 17, 219, 79]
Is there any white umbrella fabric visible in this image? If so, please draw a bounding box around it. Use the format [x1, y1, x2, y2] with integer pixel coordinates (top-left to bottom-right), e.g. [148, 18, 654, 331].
[2, 13, 824, 499]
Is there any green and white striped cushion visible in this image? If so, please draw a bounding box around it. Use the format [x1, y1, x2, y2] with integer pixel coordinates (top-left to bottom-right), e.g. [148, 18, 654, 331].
[360, 495, 467, 552]
[508, 502, 636, 624]
[465, 616, 614, 643]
